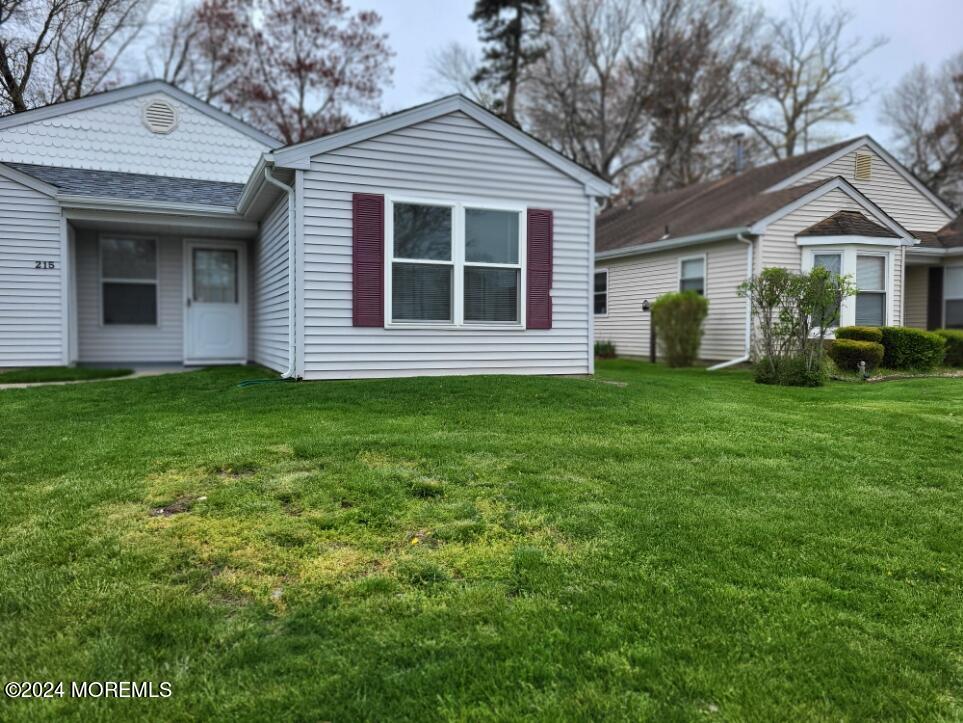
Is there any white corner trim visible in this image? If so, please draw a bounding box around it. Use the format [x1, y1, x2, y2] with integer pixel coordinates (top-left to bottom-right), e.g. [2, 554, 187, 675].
[0, 80, 281, 147]
[271, 95, 615, 197]
[749, 176, 913, 241]
[796, 235, 906, 247]
[765, 136, 956, 221]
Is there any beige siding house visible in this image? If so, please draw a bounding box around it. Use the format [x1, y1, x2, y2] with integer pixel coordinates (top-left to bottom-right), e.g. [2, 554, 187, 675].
[594, 137, 961, 365]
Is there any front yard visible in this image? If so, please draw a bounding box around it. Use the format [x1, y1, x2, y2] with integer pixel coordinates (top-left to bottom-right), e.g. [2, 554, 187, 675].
[1, 361, 961, 720]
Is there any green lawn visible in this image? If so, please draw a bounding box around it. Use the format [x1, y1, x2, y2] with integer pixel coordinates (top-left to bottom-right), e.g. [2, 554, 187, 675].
[1, 360, 961, 721]
[0, 366, 132, 384]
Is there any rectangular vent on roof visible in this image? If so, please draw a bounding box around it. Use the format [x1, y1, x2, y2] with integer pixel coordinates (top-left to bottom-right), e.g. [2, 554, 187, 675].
[854, 152, 872, 181]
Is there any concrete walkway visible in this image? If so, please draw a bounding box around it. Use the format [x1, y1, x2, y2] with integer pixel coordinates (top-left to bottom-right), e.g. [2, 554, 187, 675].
[0, 366, 193, 391]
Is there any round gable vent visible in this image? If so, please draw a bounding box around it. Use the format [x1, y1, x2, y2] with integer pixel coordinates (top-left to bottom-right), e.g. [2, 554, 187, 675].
[142, 100, 179, 134]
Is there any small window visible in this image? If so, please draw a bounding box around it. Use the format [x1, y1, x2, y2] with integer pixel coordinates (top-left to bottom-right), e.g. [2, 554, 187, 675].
[945, 267, 963, 328]
[855, 255, 886, 326]
[101, 238, 158, 325]
[680, 257, 705, 295]
[813, 253, 842, 276]
[594, 271, 608, 315]
[855, 152, 872, 181]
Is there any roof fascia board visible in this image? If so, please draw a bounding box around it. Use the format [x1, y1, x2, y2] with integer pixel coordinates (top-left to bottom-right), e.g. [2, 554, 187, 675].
[750, 177, 913, 240]
[595, 227, 751, 261]
[272, 95, 615, 197]
[0, 162, 59, 197]
[0, 80, 281, 147]
[766, 136, 956, 220]
[796, 234, 907, 247]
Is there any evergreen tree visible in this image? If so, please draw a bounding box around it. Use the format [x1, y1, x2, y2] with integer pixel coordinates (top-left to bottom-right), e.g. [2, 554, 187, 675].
[470, 0, 548, 124]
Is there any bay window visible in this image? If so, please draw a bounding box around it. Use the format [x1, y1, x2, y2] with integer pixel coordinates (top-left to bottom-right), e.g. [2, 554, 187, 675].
[388, 199, 524, 326]
[945, 266, 963, 328]
[803, 247, 893, 328]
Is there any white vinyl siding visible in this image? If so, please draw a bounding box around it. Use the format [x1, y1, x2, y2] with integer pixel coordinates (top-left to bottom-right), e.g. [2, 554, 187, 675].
[0, 92, 267, 183]
[903, 265, 929, 329]
[253, 195, 290, 372]
[594, 240, 748, 361]
[0, 173, 64, 366]
[75, 230, 184, 362]
[791, 147, 951, 233]
[298, 110, 593, 379]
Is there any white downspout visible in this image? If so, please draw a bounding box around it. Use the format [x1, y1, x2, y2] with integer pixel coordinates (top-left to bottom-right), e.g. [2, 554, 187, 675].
[263, 166, 297, 379]
[707, 233, 754, 371]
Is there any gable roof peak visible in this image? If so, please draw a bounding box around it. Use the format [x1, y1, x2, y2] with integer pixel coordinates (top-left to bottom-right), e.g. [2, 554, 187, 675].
[0, 79, 280, 147]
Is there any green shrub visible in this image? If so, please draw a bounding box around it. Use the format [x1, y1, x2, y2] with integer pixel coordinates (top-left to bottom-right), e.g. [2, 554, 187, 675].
[828, 339, 885, 372]
[651, 291, 709, 367]
[836, 326, 883, 343]
[880, 326, 946, 370]
[936, 329, 963, 367]
[754, 354, 827, 387]
[594, 340, 616, 359]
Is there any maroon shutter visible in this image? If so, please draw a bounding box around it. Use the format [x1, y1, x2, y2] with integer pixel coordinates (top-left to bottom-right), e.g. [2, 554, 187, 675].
[526, 208, 553, 329]
[352, 193, 384, 327]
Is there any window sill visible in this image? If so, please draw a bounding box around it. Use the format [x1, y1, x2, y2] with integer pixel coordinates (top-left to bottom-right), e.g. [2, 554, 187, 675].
[385, 322, 526, 332]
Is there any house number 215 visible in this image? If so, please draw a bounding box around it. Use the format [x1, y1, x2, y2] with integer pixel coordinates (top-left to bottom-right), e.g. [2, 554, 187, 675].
[34, 261, 56, 270]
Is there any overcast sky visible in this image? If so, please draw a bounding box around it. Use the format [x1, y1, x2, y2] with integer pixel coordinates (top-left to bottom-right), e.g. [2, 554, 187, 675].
[358, 0, 963, 146]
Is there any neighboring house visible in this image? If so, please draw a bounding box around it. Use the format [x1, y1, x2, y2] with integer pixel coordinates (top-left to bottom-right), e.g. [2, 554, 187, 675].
[593, 137, 962, 366]
[0, 81, 613, 379]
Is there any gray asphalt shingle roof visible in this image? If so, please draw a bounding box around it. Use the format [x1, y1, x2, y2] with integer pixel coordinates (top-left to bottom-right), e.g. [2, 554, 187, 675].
[5, 162, 244, 208]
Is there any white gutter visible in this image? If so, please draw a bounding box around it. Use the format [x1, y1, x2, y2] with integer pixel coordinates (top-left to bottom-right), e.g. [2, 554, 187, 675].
[596, 227, 751, 261]
[57, 195, 239, 217]
[707, 233, 754, 371]
[262, 166, 298, 379]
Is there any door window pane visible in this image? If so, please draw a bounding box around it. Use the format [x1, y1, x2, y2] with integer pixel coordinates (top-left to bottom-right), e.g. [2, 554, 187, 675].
[394, 203, 452, 260]
[855, 293, 885, 326]
[193, 249, 238, 303]
[945, 267, 963, 298]
[814, 253, 842, 276]
[101, 238, 156, 279]
[103, 282, 157, 324]
[465, 209, 519, 264]
[392, 263, 452, 321]
[464, 267, 518, 322]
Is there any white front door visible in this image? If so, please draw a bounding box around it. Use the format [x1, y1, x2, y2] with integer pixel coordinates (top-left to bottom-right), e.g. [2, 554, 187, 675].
[184, 240, 247, 363]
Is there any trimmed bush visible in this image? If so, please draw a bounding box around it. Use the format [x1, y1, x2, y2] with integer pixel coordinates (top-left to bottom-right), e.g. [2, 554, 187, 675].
[880, 326, 946, 370]
[594, 340, 616, 359]
[754, 355, 826, 387]
[936, 329, 963, 367]
[651, 291, 709, 367]
[836, 326, 883, 343]
[828, 339, 885, 372]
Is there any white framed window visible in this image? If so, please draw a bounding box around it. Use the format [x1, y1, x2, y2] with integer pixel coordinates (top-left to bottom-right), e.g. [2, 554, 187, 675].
[679, 255, 706, 295]
[945, 265, 963, 329]
[100, 236, 158, 325]
[802, 247, 893, 328]
[855, 254, 887, 326]
[385, 197, 525, 328]
[594, 270, 608, 315]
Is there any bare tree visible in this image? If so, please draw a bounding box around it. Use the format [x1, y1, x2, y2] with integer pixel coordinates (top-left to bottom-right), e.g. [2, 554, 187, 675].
[424, 42, 495, 107]
[741, 0, 887, 159]
[0, 0, 147, 114]
[882, 53, 963, 212]
[523, 0, 652, 187]
[48, 0, 149, 102]
[152, 0, 251, 103]
[231, 0, 393, 144]
[645, 0, 762, 191]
